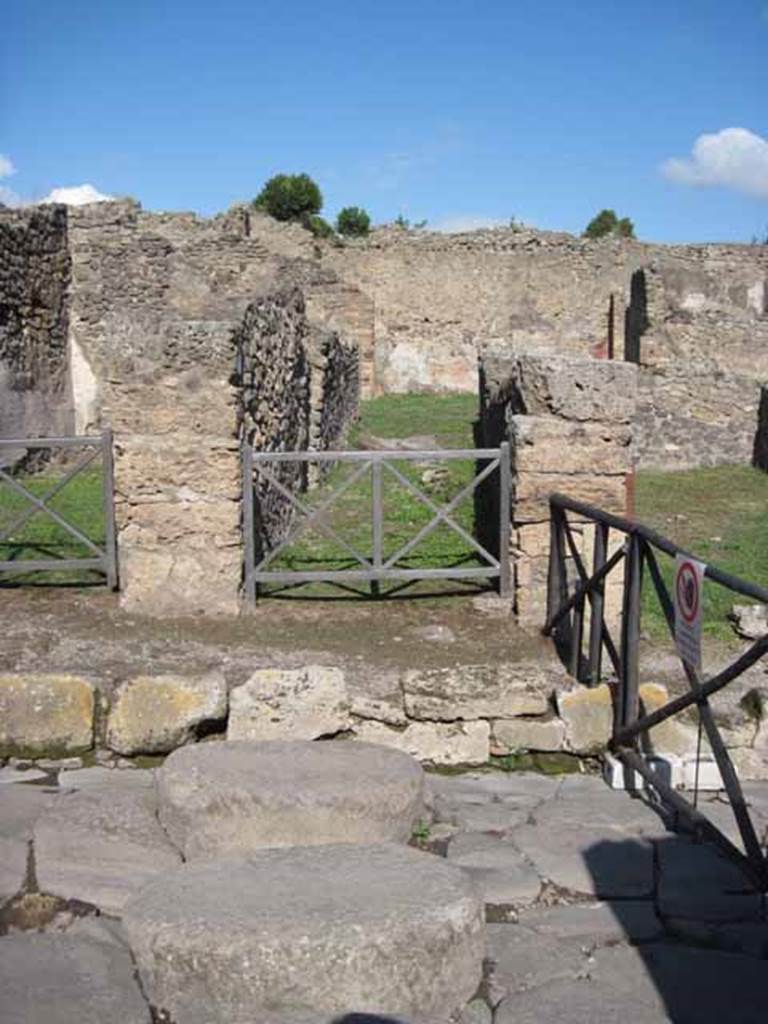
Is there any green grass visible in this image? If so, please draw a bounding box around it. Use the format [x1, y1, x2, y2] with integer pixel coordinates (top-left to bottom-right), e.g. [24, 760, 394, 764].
[635, 465, 768, 643]
[261, 393, 489, 596]
[0, 465, 107, 586]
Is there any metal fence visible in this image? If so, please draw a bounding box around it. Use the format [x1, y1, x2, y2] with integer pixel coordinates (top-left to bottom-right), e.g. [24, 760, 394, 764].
[0, 431, 118, 588]
[242, 444, 510, 601]
[543, 493, 768, 890]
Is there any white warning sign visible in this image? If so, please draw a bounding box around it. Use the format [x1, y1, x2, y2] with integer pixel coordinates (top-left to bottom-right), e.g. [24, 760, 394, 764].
[674, 555, 706, 670]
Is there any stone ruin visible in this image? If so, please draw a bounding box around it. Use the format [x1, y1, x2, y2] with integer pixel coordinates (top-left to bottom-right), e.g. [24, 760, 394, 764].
[1, 198, 767, 620]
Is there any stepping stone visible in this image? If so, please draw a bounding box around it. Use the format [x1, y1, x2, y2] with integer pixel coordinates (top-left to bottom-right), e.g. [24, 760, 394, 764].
[447, 832, 541, 905]
[123, 842, 484, 1024]
[157, 740, 424, 860]
[34, 784, 181, 914]
[0, 928, 150, 1024]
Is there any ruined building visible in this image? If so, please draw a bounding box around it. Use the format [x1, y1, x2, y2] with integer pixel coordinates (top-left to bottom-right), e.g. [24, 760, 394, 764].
[1, 198, 766, 618]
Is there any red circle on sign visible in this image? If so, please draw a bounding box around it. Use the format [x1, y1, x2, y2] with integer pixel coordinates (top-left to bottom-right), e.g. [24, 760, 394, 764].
[676, 560, 699, 625]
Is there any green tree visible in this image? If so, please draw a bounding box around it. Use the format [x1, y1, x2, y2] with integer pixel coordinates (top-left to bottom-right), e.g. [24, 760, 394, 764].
[583, 208, 635, 240]
[253, 173, 322, 222]
[336, 206, 371, 237]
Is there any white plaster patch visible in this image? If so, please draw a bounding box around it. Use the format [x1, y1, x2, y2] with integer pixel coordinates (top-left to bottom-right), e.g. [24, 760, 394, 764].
[747, 279, 766, 315]
[69, 333, 99, 434]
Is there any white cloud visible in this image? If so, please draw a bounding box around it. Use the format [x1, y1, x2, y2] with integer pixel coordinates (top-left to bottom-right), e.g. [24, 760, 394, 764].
[0, 154, 15, 178]
[662, 127, 768, 199]
[40, 183, 113, 206]
[432, 215, 517, 233]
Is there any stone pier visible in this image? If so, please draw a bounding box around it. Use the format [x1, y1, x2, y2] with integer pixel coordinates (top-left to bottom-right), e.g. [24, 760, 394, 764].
[479, 349, 637, 629]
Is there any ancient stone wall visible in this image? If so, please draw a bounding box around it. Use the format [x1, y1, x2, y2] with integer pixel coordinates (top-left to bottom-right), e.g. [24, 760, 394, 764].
[62, 201, 363, 615]
[0, 205, 72, 457]
[479, 350, 636, 628]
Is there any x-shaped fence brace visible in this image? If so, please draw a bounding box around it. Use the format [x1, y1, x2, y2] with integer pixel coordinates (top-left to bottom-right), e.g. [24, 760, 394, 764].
[241, 445, 511, 598]
[0, 433, 118, 587]
[544, 493, 768, 891]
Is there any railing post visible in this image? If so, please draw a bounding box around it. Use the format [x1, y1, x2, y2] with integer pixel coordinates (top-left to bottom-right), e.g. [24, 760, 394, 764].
[242, 443, 256, 604]
[371, 457, 383, 598]
[101, 429, 119, 591]
[547, 502, 571, 661]
[619, 531, 643, 736]
[498, 441, 511, 599]
[587, 522, 608, 686]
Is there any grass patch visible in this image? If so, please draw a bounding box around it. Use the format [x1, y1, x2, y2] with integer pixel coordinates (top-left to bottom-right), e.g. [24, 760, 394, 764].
[635, 465, 768, 643]
[350, 392, 478, 449]
[0, 464, 107, 586]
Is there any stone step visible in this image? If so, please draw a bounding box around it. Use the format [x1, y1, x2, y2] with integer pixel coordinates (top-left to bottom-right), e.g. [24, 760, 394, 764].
[123, 842, 484, 1024]
[156, 739, 425, 859]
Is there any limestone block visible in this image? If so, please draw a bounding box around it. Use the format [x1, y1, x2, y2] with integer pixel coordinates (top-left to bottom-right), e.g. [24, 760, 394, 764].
[354, 718, 490, 766]
[114, 438, 240, 502]
[34, 785, 182, 913]
[107, 373, 236, 437]
[511, 416, 633, 475]
[403, 662, 554, 721]
[106, 671, 228, 755]
[637, 682, 703, 757]
[492, 715, 566, 753]
[156, 740, 425, 858]
[494, 351, 638, 423]
[0, 674, 94, 758]
[119, 498, 239, 547]
[0, 931, 151, 1024]
[732, 748, 768, 781]
[556, 683, 614, 753]
[118, 545, 241, 617]
[513, 471, 627, 523]
[123, 844, 484, 1024]
[347, 666, 407, 726]
[228, 665, 350, 741]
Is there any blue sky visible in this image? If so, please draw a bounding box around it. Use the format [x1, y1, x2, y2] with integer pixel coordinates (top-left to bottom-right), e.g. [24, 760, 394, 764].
[1, 0, 767, 242]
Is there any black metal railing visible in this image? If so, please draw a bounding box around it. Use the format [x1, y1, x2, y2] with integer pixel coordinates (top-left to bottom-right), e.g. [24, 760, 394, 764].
[544, 493, 768, 891]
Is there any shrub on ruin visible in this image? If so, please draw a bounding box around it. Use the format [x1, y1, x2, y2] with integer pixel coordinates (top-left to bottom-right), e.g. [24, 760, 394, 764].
[304, 214, 335, 239]
[583, 208, 635, 240]
[336, 206, 371, 238]
[252, 174, 323, 223]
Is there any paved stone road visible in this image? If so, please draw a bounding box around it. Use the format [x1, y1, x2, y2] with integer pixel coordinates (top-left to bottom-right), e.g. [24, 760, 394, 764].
[1, 761, 767, 1022]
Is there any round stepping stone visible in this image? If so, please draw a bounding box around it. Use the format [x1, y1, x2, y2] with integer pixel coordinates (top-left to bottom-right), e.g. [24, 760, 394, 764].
[157, 740, 425, 859]
[123, 842, 484, 1023]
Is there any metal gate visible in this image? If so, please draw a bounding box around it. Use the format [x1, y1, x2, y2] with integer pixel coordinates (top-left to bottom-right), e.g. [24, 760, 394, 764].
[242, 444, 510, 601]
[0, 432, 118, 588]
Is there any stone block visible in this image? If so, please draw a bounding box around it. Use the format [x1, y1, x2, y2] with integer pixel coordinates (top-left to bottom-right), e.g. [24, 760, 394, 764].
[511, 416, 633, 475]
[106, 671, 228, 755]
[227, 665, 350, 741]
[403, 662, 555, 721]
[513, 471, 628, 522]
[124, 844, 484, 1024]
[486, 351, 637, 423]
[446, 831, 542, 905]
[114, 437, 240, 502]
[156, 740, 425, 858]
[118, 545, 242, 617]
[119, 498, 239, 547]
[0, 674, 94, 758]
[492, 715, 566, 753]
[354, 719, 491, 766]
[107, 373, 236, 437]
[556, 682, 613, 753]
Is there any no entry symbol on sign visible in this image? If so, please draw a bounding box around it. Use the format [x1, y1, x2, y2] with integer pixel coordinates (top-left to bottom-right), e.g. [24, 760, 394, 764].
[674, 555, 705, 670]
